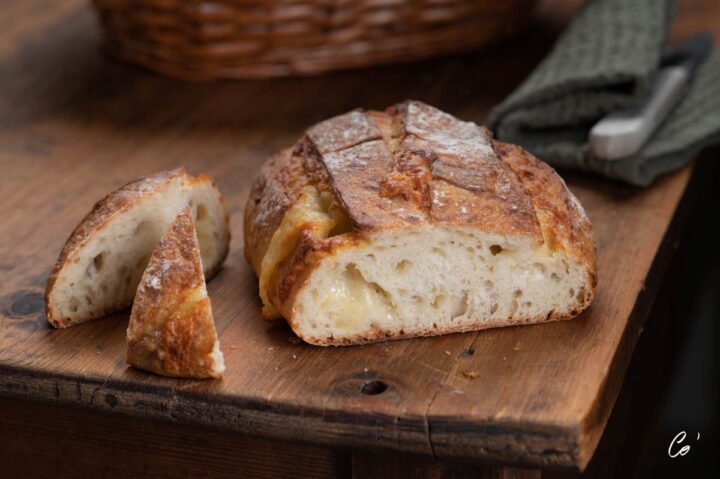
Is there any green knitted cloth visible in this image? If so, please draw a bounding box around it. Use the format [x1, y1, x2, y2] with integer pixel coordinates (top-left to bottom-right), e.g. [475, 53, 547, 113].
[488, 0, 720, 186]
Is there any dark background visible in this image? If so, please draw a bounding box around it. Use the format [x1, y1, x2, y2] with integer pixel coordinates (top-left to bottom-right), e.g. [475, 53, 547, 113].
[647, 151, 719, 476]
[579, 151, 720, 478]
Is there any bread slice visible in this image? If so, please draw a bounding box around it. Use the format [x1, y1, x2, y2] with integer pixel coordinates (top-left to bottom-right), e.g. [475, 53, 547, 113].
[127, 208, 224, 378]
[45, 168, 230, 328]
[244, 101, 597, 346]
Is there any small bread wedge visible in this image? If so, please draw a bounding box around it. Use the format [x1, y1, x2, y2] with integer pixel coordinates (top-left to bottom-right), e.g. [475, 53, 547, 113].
[127, 208, 225, 378]
[45, 168, 230, 328]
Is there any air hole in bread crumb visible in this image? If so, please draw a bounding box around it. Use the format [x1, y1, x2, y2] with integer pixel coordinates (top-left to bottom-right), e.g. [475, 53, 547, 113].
[569, 288, 575, 297]
[484, 280, 494, 289]
[196, 204, 209, 221]
[510, 300, 518, 316]
[370, 283, 391, 301]
[93, 252, 106, 272]
[490, 245, 503, 256]
[431, 295, 446, 309]
[451, 292, 469, 319]
[514, 290, 523, 297]
[69, 296, 80, 313]
[395, 260, 411, 273]
[431, 247, 446, 258]
[523, 301, 532, 308]
[490, 303, 498, 314]
[551, 273, 560, 282]
[135, 220, 152, 235]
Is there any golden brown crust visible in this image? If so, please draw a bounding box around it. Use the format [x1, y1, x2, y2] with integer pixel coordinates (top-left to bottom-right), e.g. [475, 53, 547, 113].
[243, 149, 305, 276]
[243, 101, 597, 343]
[393, 101, 542, 238]
[127, 208, 222, 378]
[495, 142, 598, 299]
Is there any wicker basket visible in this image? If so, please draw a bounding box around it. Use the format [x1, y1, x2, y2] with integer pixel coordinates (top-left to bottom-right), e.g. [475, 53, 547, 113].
[92, 0, 537, 81]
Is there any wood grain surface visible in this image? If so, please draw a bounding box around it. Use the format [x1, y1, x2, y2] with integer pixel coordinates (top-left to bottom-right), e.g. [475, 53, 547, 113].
[0, 0, 718, 472]
[352, 452, 541, 479]
[0, 397, 350, 479]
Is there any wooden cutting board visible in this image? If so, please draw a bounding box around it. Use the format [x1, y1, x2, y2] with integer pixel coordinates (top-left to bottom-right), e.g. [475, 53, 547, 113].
[0, 0, 712, 471]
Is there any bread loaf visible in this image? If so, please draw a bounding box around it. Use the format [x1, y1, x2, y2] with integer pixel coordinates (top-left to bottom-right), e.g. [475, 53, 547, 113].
[127, 208, 224, 378]
[46, 168, 230, 328]
[244, 101, 597, 346]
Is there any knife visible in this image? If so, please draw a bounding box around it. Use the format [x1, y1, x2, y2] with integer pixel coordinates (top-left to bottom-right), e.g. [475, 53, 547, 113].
[589, 32, 713, 161]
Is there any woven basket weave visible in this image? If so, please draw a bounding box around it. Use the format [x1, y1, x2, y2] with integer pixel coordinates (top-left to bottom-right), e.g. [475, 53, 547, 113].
[93, 0, 537, 81]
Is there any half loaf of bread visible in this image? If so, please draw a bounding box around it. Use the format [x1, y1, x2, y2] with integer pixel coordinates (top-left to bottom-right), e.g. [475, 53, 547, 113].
[46, 168, 230, 328]
[127, 208, 224, 378]
[244, 101, 597, 346]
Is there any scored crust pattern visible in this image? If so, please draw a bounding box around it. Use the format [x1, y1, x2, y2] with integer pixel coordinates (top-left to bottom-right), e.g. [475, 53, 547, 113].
[244, 101, 597, 323]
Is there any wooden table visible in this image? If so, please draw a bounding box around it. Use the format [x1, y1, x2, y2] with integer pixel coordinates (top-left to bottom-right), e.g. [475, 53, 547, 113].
[1, 1, 717, 477]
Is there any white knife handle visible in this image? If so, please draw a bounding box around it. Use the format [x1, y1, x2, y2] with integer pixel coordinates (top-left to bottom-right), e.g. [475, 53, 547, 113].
[589, 66, 689, 161]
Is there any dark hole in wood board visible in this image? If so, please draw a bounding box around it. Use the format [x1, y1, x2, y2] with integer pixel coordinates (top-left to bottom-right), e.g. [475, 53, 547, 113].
[104, 394, 119, 408]
[460, 346, 475, 357]
[360, 380, 387, 395]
